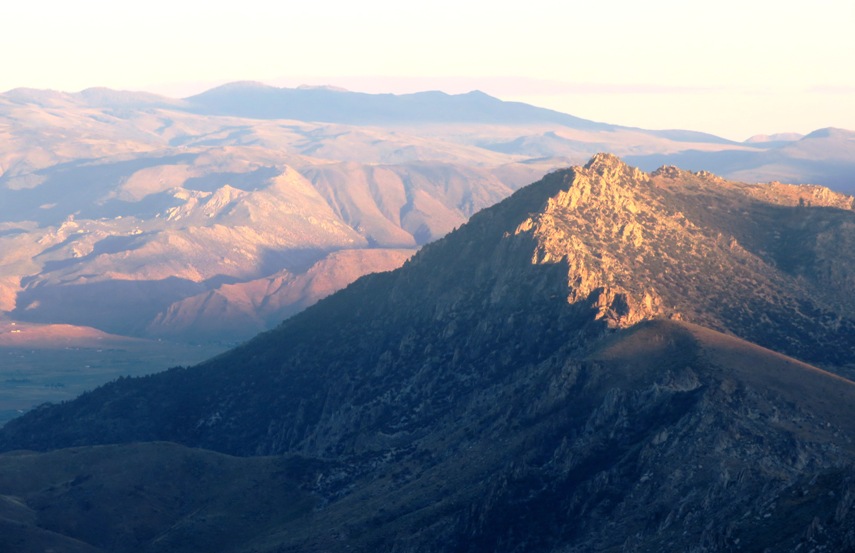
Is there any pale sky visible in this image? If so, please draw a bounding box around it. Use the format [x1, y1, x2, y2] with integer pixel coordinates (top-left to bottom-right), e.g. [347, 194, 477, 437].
[3, 0, 854, 140]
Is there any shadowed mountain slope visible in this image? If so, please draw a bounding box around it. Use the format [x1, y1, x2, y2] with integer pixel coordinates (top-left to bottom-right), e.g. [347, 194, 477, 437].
[1, 320, 855, 552]
[0, 442, 316, 553]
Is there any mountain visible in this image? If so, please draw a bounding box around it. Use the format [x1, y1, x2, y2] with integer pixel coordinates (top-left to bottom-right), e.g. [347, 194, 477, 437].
[744, 132, 804, 145]
[183, 81, 613, 129]
[145, 247, 414, 342]
[627, 127, 855, 194]
[3, 322, 855, 553]
[0, 442, 316, 553]
[2, 155, 855, 552]
[0, 84, 758, 350]
[181, 83, 855, 193]
[3, 84, 855, 425]
[0, 84, 575, 347]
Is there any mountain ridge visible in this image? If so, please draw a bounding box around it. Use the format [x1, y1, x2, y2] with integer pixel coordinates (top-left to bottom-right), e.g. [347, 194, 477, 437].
[182, 82, 614, 129]
[2, 82, 855, 426]
[3, 155, 854, 453]
[2, 156, 855, 551]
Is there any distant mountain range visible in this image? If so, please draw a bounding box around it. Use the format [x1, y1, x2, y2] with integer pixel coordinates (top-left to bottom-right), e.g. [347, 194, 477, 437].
[626, 127, 855, 191]
[184, 81, 612, 128]
[1, 83, 853, 354]
[184, 82, 855, 192]
[2, 155, 854, 552]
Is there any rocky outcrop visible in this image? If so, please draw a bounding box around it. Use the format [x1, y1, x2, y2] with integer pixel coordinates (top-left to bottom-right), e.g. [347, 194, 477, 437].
[516, 154, 664, 327]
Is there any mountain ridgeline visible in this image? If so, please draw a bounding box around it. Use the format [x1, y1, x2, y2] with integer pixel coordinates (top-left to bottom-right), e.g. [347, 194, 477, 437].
[183, 82, 612, 128]
[2, 155, 855, 552]
[3, 84, 855, 352]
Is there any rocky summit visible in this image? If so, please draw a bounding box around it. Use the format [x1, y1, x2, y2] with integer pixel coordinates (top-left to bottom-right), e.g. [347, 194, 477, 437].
[1, 155, 855, 552]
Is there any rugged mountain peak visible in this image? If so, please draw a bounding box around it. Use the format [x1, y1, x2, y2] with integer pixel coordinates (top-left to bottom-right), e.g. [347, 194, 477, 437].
[651, 164, 728, 185]
[651, 164, 689, 179]
[510, 157, 660, 328]
[584, 151, 628, 170]
[583, 152, 647, 182]
[205, 184, 245, 210]
[502, 156, 855, 361]
[534, 153, 648, 215]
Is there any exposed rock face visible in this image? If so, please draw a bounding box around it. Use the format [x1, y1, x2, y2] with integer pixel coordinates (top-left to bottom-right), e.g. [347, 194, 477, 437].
[517, 155, 662, 327]
[1, 155, 855, 552]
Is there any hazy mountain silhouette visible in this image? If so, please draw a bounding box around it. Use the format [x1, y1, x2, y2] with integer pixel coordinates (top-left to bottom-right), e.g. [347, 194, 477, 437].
[627, 127, 855, 193]
[183, 81, 614, 129]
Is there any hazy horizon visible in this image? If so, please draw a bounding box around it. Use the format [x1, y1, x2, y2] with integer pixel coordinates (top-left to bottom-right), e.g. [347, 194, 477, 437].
[4, 1, 854, 142]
